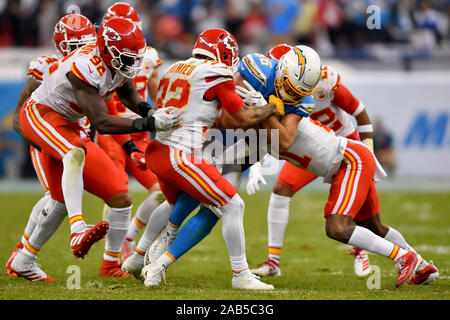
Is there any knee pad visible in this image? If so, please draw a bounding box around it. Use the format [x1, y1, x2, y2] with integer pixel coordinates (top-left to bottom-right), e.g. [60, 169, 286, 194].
[63, 147, 85, 169]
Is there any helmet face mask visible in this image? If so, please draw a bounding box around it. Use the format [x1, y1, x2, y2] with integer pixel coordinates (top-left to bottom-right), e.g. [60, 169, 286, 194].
[53, 14, 96, 58]
[98, 18, 147, 79]
[274, 46, 321, 105]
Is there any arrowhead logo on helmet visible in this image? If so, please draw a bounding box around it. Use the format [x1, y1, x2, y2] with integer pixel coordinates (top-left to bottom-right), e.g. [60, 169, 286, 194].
[102, 27, 122, 42]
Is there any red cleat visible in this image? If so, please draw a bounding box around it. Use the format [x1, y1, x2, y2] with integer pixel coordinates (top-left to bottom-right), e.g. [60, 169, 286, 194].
[407, 261, 439, 285]
[99, 260, 133, 278]
[121, 238, 135, 262]
[394, 251, 419, 288]
[70, 221, 109, 259]
[5, 242, 23, 277]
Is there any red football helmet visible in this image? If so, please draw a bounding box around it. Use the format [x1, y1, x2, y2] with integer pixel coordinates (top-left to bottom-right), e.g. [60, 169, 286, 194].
[97, 17, 147, 78]
[53, 14, 96, 58]
[103, 2, 142, 29]
[192, 28, 239, 72]
[267, 44, 292, 61]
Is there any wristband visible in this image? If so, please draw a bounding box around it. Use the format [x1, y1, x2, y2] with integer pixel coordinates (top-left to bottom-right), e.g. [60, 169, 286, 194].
[121, 139, 140, 155]
[133, 117, 156, 132]
[137, 101, 152, 118]
[357, 124, 373, 133]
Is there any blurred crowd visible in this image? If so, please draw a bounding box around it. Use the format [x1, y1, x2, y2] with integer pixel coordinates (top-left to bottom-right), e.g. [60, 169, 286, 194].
[0, 0, 449, 60]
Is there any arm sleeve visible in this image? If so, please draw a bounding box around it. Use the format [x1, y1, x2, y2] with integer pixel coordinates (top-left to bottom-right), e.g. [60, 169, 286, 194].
[331, 84, 361, 115]
[105, 98, 132, 146]
[204, 79, 243, 115]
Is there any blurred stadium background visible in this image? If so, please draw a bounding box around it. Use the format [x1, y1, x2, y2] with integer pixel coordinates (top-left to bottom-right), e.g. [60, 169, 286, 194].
[0, 0, 450, 192]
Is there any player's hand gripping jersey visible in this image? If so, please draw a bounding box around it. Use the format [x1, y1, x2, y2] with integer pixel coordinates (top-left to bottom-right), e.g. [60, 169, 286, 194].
[31, 42, 127, 122]
[238, 53, 315, 117]
[155, 58, 238, 155]
[311, 65, 364, 138]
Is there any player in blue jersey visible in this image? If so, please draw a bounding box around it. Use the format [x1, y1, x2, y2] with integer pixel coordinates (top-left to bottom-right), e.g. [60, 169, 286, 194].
[129, 45, 322, 287]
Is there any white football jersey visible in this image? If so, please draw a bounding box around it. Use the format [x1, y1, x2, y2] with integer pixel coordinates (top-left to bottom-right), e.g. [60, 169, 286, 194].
[115, 46, 162, 119]
[27, 55, 59, 83]
[311, 65, 357, 138]
[31, 42, 127, 122]
[156, 57, 234, 155]
[275, 117, 348, 183]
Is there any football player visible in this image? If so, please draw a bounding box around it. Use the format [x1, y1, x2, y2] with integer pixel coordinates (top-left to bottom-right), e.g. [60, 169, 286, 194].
[95, 2, 166, 262]
[11, 17, 180, 281]
[138, 28, 284, 290]
[6, 14, 96, 281]
[133, 36, 319, 290]
[251, 44, 373, 278]
[237, 63, 438, 287]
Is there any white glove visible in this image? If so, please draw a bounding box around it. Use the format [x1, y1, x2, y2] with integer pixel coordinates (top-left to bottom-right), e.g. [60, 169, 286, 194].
[235, 80, 267, 107]
[152, 107, 181, 131]
[246, 161, 267, 195]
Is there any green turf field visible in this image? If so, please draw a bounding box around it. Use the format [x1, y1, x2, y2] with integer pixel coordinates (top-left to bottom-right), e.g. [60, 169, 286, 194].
[0, 191, 449, 300]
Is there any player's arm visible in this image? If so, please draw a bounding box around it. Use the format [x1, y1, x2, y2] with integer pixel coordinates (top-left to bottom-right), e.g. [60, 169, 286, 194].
[332, 83, 373, 149]
[147, 67, 159, 106]
[115, 79, 153, 117]
[262, 113, 302, 152]
[68, 72, 145, 134]
[13, 78, 41, 137]
[214, 76, 281, 129]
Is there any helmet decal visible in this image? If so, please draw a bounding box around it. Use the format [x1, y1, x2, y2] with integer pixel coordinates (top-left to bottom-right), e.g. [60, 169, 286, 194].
[292, 47, 306, 81]
[102, 26, 122, 42]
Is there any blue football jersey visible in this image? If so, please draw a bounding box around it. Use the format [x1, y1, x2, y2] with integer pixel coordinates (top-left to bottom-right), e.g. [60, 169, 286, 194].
[237, 53, 315, 117]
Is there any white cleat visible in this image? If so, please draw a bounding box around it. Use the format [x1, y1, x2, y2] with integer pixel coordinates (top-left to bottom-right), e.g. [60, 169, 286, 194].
[350, 247, 371, 277]
[11, 251, 56, 282]
[251, 259, 281, 277]
[141, 260, 166, 287]
[145, 228, 171, 266]
[121, 253, 144, 279]
[232, 272, 274, 290]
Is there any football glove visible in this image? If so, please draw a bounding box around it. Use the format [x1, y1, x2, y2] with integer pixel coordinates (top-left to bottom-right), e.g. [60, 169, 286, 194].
[122, 139, 147, 170]
[152, 107, 182, 131]
[269, 95, 284, 116]
[246, 161, 267, 195]
[235, 80, 267, 107]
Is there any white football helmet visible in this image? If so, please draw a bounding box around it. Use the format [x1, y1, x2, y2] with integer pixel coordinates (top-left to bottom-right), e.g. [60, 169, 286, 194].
[274, 45, 321, 105]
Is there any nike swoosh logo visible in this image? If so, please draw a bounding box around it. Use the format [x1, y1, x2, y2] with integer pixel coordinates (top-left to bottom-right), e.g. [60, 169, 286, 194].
[88, 65, 94, 73]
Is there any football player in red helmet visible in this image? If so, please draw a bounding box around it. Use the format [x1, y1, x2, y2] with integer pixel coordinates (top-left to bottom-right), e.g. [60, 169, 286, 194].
[103, 1, 142, 29]
[12, 17, 180, 280]
[132, 28, 283, 290]
[53, 14, 96, 58]
[7, 13, 97, 281]
[96, 3, 166, 267]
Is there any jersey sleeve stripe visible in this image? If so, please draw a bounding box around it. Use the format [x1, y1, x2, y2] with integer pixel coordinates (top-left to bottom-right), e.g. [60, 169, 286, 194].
[243, 56, 264, 83]
[332, 74, 341, 91]
[71, 63, 96, 87]
[27, 69, 43, 81]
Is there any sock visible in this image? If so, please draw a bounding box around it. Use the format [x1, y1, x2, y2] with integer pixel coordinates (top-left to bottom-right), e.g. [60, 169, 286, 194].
[135, 201, 173, 254]
[168, 191, 200, 227]
[385, 227, 429, 271]
[267, 193, 290, 262]
[230, 255, 251, 277]
[166, 206, 219, 260]
[62, 148, 86, 234]
[21, 192, 51, 246]
[28, 199, 66, 250]
[221, 194, 251, 275]
[104, 206, 132, 262]
[157, 252, 175, 269]
[126, 190, 164, 241]
[348, 226, 408, 262]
